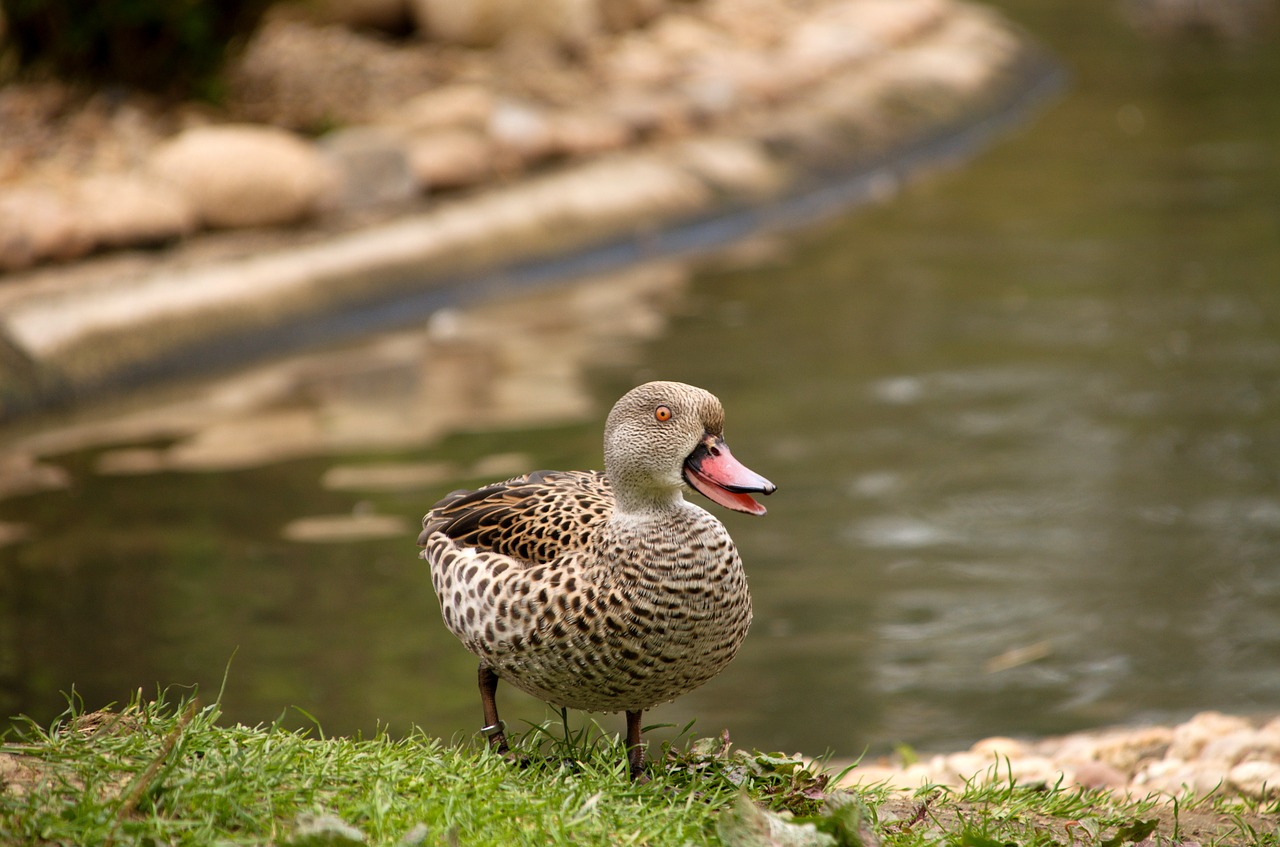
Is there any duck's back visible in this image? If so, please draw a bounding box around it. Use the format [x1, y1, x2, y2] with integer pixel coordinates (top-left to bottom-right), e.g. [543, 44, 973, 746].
[419, 469, 613, 562]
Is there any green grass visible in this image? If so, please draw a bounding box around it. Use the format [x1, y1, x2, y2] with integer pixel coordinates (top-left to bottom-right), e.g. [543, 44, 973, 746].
[1, 692, 1276, 846]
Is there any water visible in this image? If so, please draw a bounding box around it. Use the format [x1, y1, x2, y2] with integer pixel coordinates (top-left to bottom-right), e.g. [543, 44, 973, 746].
[4, 1, 1280, 756]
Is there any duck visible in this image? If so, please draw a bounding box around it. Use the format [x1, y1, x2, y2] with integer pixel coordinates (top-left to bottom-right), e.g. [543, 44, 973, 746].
[418, 380, 776, 780]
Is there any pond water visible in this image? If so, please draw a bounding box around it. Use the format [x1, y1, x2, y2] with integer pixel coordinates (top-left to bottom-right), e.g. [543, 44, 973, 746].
[4, 0, 1280, 757]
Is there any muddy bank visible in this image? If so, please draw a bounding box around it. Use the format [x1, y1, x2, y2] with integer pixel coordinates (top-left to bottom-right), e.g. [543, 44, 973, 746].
[0, 0, 1060, 422]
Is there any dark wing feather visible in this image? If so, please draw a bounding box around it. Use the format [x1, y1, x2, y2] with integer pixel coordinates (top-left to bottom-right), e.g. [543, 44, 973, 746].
[418, 470, 613, 564]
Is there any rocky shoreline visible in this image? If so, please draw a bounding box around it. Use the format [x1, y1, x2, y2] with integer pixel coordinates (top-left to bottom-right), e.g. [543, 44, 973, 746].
[0, 0, 1054, 419]
[836, 711, 1280, 804]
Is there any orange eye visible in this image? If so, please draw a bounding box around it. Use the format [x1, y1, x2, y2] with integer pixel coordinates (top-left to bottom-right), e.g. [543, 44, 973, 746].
[655, 405, 672, 422]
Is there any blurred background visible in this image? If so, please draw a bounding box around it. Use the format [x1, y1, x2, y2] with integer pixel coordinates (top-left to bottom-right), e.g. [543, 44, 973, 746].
[2, 0, 1279, 758]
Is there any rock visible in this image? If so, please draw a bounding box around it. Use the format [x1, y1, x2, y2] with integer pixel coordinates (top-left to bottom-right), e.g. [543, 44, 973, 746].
[606, 89, 696, 139]
[76, 173, 198, 249]
[393, 85, 495, 134]
[1169, 712, 1254, 761]
[969, 736, 1029, 760]
[894, 12, 1018, 95]
[1054, 726, 1172, 773]
[600, 0, 666, 31]
[511, 154, 709, 231]
[409, 0, 601, 48]
[0, 451, 71, 500]
[1201, 729, 1280, 766]
[321, 461, 458, 491]
[650, 13, 726, 57]
[698, 0, 803, 49]
[488, 100, 558, 166]
[1072, 760, 1129, 790]
[781, 9, 878, 84]
[942, 752, 997, 784]
[842, 0, 947, 49]
[549, 110, 633, 157]
[319, 127, 419, 210]
[406, 129, 494, 190]
[281, 511, 409, 542]
[149, 125, 340, 229]
[604, 35, 681, 88]
[0, 522, 30, 548]
[675, 137, 783, 196]
[0, 185, 93, 270]
[1227, 760, 1280, 800]
[1003, 755, 1062, 786]
[311, 0, 411, 31]
[469, 452, 535, 479]
[1134, 757, 1231, 798]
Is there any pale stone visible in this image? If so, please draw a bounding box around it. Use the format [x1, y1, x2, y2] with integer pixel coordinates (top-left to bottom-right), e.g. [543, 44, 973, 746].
[489, 100, 558, 166]
[1134, 757, 1231, 798]
[1072, 760, 1129, 790]
[0, 185, 93, 270]
[782, 12, 878, 78]
[970, 736, 1029, 760]
[549, 111, 633, 157]
[311, 0, 410, 30]
[164, 410, 323, 471]
[649, 14, 726, 57]
[606, 90, 696, 138]
[394, 85, 495, 133]
[604, 36, 681, 88]
[1084, 726, 1173, 772]
[840, 0, 947, 49]
[835, 764, 908, 789]
[512, 154, 710, 230]
[1227, 760, 1280, 800]
[406, 129, 493, 190]
[149, 125, 340, 229]
[471, 452, 534, 479]
[599, 0, 665, 31]
[675, 137, 782, 196]
[319, 126, 419, 209]
[0, 451, 71, 499]
[0, 522, 30, 547]
[321, 461, 458, 491]
[409, 0, 601, 48]
[943, 751, 998, 783]
[408, 0, 517, 46]
[76, 173, 197, 248]
[281, 512, 410, 542]
[1169, 712, 1254, 761]
[1201, 729, 1280, 767]
[1005, 755, 1063, 786]
[899, 762, 940, 788]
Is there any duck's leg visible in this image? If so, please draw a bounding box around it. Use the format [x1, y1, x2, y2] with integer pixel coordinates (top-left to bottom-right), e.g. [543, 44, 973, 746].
[625, 709, 648, 782]
[478, 663, 509, 754]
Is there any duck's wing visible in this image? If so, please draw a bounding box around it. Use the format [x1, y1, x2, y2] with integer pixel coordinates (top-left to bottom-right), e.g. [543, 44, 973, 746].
[418, 469, 613, 564]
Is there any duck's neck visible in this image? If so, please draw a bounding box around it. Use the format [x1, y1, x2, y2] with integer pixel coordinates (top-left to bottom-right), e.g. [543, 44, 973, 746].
[608, 470, 687, 518]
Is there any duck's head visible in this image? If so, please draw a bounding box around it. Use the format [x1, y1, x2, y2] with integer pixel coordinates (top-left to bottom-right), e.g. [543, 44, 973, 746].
[603, 381, 776, 515]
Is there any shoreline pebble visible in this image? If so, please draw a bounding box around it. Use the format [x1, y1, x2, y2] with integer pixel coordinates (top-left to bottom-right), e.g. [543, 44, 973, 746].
[835, 711, 1280, 802]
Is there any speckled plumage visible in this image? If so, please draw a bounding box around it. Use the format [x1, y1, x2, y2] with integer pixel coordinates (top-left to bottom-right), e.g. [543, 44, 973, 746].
[418, 381, 775, 776]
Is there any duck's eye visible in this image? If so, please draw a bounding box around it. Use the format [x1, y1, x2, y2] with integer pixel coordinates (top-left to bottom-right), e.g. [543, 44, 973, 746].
[655, 405, 672, 422]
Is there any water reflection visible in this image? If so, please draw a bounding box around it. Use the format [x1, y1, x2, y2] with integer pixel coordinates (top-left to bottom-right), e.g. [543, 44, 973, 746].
[4, 2, 1280, 757]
